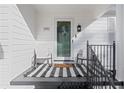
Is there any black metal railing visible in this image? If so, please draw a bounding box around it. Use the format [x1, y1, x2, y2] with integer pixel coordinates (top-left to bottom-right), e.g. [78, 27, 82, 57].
[77, 41, 117, 89]
[87, 41, 116, 81]
[87, 43, 116, 89]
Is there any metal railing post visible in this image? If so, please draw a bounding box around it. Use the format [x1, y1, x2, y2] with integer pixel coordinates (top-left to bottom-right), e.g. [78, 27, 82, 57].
[113, 41, 116, 80]
[76, 53, 79, 64]
[87, 41, 89, 82]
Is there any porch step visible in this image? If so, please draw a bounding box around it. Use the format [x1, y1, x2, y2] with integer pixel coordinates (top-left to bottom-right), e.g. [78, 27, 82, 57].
[54, 60, 75, 64]
[54, 59, 74, 62]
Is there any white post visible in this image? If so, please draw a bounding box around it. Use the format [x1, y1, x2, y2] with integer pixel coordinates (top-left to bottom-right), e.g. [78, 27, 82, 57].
[116, 5, 124, 81]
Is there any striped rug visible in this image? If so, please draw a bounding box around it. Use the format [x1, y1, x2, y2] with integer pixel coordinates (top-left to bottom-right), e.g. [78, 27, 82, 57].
[26, 64, 87, 78]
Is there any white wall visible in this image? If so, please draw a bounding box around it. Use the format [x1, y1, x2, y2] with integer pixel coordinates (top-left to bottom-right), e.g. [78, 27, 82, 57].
[10, 5, 35, 89]
[36, 5, 111, 41]
[73, 17, 115, 58]
[36, 15, 115, 59]
[0, 4, 10, 88]
[35, 5, 110, 59]
[0, 4, 35, 88]
[17, 4, 37, 39]
[36, 14, 93, 59]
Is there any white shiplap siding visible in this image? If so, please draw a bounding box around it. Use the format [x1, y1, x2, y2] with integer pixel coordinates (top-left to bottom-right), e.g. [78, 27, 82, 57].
[0, 5, 35, 88]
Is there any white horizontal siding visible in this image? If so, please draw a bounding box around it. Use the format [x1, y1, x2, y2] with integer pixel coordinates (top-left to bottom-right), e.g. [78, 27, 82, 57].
[10, 5, 34, 89]
[0, 5, 10, 88]
[0, 4, 34, 89]
[73, 17, 116, 58]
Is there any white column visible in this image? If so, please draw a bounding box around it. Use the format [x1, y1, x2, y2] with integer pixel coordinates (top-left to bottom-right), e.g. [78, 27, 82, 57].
[116, 5, 124, 81]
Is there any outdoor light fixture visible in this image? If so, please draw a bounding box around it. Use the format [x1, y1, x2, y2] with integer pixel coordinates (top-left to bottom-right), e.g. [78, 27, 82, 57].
[77, 24, 81, 32]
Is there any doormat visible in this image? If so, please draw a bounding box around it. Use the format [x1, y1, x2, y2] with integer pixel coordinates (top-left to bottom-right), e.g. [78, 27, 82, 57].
[54, 64, 73, 68]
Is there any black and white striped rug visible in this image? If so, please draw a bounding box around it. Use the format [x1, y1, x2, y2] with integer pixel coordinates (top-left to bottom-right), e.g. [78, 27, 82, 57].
[26, 64, 87, 78]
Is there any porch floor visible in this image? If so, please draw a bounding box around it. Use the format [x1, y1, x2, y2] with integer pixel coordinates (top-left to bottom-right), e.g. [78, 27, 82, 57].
[25, 63, 87, 78]
[10, 62, 89, 88]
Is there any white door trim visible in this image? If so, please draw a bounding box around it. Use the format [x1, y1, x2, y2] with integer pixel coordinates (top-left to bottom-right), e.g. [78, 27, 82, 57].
[54, 17, 74, 60]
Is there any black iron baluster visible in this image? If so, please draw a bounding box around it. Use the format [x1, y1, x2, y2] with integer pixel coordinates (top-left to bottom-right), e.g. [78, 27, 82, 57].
[106, 46, 109, 86]
[94, 46, 96, 89]
[91, 46, 93, 88]
[110, 46, 112, 89]
[105, 46, 107, 89]
[87, 41, 89, 86]
[103, 45, 105, 88]
[95, 45, 98, 89]
[77, 53, 79, 64]
[97, 46, 98, 89]
[97, 45, 100, 89]
[110, 46, 112, 77]
[113, 41, 116, 81]
[101, 45, 103, 89]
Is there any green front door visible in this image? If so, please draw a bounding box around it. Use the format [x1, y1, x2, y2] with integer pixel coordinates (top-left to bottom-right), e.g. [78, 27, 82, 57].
[57, 21, 71, 57]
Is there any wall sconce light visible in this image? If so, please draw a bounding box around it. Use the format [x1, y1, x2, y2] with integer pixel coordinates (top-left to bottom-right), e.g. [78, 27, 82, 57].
[77, 24, 81, 32]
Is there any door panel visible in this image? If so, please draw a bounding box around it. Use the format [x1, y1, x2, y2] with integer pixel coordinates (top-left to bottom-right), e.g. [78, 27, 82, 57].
[57, 21, 71, 57]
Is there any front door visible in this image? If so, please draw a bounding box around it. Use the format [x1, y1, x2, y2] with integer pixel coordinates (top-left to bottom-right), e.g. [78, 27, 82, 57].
[57, 21, 71, 57]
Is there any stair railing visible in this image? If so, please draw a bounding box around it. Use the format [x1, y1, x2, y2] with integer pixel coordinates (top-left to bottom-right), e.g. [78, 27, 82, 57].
[77, 41, 116, 89]
[87, 41, 116, 89]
